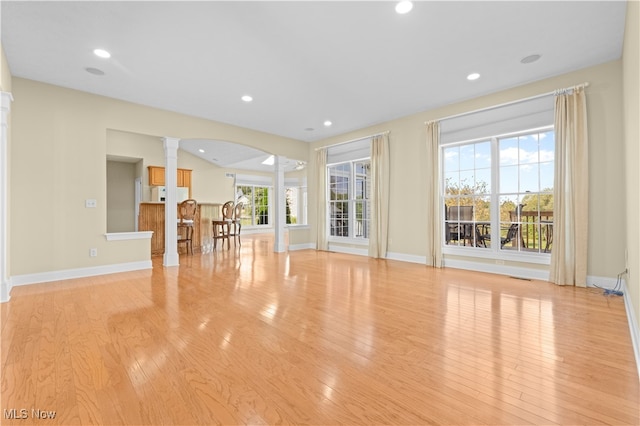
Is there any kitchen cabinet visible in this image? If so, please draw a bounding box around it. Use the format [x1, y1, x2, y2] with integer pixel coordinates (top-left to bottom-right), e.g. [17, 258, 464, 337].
[177, 168, 192, 189]
[148, 166, 166, 186]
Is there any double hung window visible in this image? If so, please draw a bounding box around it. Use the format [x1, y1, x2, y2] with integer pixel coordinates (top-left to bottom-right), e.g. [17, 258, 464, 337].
[443, 127, 555, 256]
[236, 185, 270, 227]
[285, 183, 307, 225]
[328, 160, 370, 239]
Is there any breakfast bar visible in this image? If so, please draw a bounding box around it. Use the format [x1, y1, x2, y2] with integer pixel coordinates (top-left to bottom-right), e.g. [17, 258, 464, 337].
[138, 202, 222, 255]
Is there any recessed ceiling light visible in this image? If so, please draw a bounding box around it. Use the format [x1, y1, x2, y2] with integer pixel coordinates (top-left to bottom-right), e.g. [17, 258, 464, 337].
[93, 48, 111, 59]
[467, 72, 481, 81]
[395, 1, 413, 14]
[241, 95, 253, 102]
[198, 149, 205, 153]
[85, 67, 105, 76]
[521, 54, 541, 64]
[324, 120, 332, 127]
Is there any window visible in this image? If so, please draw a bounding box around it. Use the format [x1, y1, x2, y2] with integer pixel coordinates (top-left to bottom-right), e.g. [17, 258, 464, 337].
[444, 140, 491, 248]
[236, 185, 270, 227]
[328, 160, 370, 239]
[443, 127, 554, 255]
[285, 178, 307, 225]
[285, 186, 307, 225]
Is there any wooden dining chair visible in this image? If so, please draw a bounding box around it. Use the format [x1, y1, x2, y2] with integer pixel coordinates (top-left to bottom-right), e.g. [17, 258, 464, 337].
[177, 199, 197, 254]
[212, 201, 233, 250]
[229, 202, 243, 246]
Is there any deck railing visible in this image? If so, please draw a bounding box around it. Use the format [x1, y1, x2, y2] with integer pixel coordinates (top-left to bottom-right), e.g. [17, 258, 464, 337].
[507, 210, 553, 252]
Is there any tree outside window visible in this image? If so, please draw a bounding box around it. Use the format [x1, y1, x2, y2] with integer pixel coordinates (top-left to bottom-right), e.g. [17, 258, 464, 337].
[237, 185, 270, 226]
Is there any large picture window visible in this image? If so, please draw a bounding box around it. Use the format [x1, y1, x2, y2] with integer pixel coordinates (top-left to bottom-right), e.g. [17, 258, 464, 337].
[443, 127, 554, 256]
[328, 160, 370, 239]
[236, 185, 270, 227]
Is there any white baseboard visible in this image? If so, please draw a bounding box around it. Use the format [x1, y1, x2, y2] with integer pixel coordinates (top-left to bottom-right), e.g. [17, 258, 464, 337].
[620, 281, 640, 380]
[623, 285, 640, 380]
[443, 258, 550, 281]
[386, 251, 427, 264]
[586, 275, 623, 290]
[288, 243, 315, 251]
[328, 245, 368, 256]
[9, 260, 153, 288]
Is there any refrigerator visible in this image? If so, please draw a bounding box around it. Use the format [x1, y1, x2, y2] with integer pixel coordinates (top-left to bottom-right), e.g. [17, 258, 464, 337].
[151, 186, 190, 202]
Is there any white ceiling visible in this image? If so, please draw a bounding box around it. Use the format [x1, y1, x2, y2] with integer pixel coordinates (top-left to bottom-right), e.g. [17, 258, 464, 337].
[1, 1, 627, 171]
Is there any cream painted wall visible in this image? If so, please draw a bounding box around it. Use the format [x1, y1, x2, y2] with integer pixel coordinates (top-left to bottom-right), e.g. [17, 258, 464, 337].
[10, 78, 308, 276]
[309, 60, 627, 281]
[623, 0, 640, 351]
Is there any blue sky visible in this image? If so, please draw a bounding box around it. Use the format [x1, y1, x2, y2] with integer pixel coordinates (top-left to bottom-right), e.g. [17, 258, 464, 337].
[443, 130, 555, 200]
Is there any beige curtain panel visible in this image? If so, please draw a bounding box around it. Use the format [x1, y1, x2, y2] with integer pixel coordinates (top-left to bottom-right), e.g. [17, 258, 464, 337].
[368, 133, 390, 258]
[316, 148, 328, 251]
[549, 86, 588, 286]
[426, 121, 444, 268]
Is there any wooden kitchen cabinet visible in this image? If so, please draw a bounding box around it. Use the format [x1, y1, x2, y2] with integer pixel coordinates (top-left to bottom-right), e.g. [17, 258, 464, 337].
[148, 166, 166, 186]
[177, 168, 192, 189]
[148, 166, 192, 193]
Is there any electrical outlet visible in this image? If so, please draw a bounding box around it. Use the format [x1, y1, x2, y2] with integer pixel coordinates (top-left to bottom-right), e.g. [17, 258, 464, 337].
[90, 248, 98, 257]
[85, 199, 97, 208]
[495, 259, 505, 265]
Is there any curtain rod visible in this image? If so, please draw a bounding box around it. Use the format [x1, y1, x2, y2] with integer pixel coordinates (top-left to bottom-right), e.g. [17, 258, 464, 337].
[314, 130, 389, 151]
[425, 82, 589, 124]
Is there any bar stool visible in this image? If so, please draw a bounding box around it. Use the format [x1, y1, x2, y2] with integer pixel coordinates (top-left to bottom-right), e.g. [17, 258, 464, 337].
[229, 202, 243, 246]
[212, 201, 233, 250]
[177, 199, 197, 254]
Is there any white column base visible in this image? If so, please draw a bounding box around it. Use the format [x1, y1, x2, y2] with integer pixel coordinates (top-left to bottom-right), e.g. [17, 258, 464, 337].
[163, 253, 180, 267]
[1, 279, 10, 303]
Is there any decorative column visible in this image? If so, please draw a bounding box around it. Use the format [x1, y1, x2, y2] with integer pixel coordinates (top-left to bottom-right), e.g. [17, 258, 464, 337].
[163, 137, 180, 267]
[273, 155, 286, 252]
[1, 92, 13, 303]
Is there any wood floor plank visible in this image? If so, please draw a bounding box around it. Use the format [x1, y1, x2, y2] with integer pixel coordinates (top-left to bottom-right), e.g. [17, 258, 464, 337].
[1, 234, 638, 425]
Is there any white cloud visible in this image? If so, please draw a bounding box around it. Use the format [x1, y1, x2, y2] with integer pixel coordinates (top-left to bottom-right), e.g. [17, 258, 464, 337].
[500, 147, 554, 164]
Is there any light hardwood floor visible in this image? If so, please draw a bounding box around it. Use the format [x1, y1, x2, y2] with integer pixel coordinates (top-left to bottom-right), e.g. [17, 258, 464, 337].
[1, 234, 638, 425]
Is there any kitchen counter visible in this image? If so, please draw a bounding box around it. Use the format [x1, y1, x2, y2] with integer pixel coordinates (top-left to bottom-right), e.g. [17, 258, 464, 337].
[138, 202, 223, 255]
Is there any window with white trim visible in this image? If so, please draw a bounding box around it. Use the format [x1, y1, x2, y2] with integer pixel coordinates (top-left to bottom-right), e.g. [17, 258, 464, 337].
[236, 185, 270, 227]
[328, 160, 370, 239]
[443, 127, 554, 256]
[285, 178, 307, 225]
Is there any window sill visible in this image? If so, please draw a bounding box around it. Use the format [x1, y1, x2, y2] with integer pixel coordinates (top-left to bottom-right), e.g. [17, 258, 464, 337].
[286, 224, 310, 230]
[105, 231, 153, 241]
[328, 237, 369, 246]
